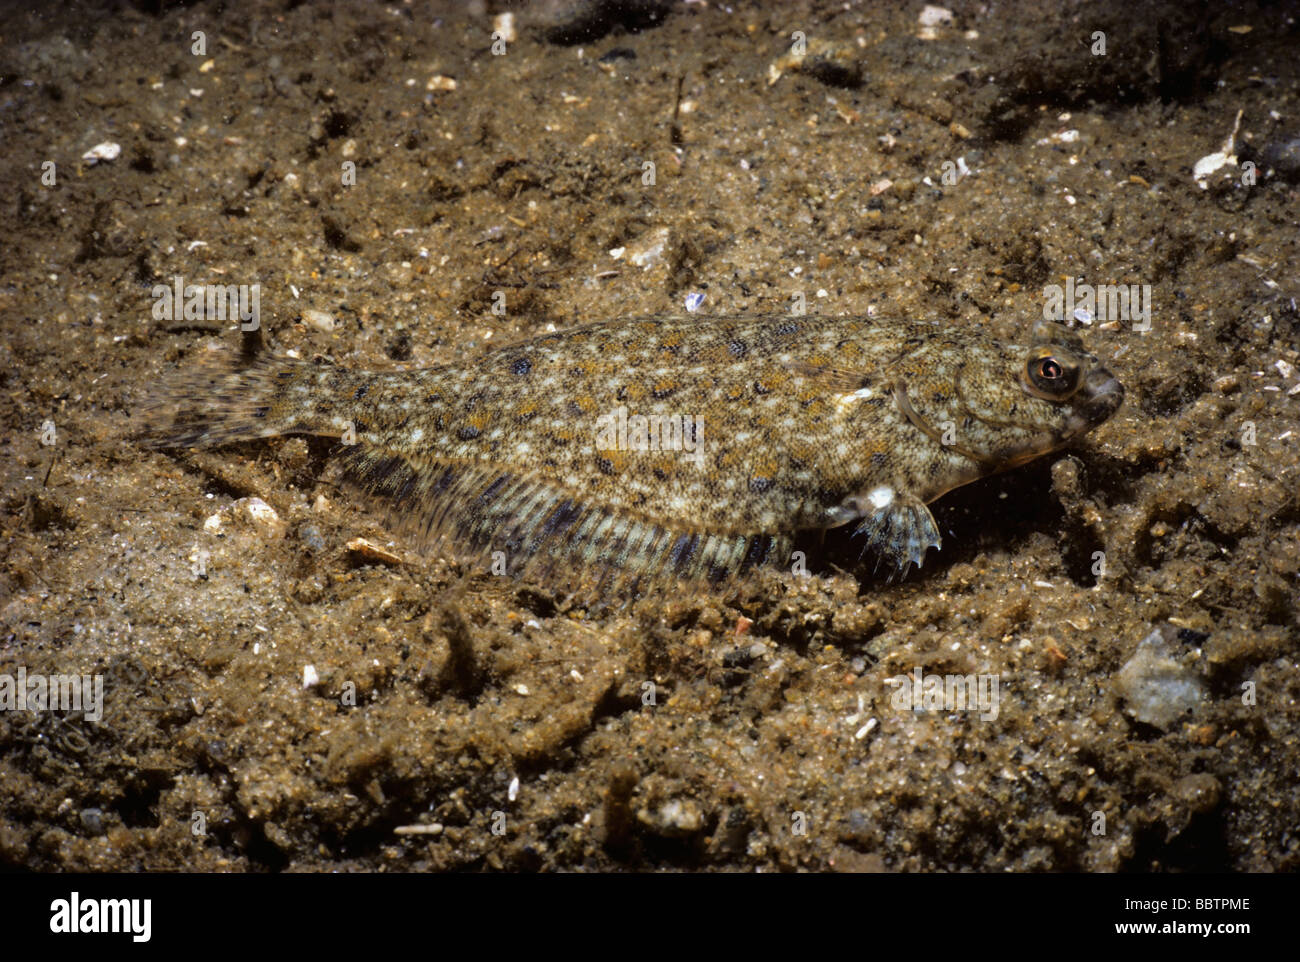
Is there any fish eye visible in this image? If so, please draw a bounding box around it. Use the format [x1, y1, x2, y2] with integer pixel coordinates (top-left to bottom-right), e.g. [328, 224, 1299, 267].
[1024, 349, 1081, 399]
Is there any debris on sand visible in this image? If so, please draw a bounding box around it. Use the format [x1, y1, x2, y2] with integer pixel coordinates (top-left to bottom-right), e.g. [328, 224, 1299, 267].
[1115, 627, 1207, 729]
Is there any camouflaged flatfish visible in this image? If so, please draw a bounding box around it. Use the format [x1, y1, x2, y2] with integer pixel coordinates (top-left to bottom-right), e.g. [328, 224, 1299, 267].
[140, 315, 1123, 589]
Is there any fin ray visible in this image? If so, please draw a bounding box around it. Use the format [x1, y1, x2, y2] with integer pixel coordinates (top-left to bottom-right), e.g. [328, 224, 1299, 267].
[334, 447, 793, 592]
[848, 489, 942, 573]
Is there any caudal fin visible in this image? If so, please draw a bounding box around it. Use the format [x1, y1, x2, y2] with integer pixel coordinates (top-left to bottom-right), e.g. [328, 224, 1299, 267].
[137, 348, 317, 449]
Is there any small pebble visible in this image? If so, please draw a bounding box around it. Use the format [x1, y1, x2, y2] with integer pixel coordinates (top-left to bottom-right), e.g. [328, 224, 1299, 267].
[80, 808, 105, 834]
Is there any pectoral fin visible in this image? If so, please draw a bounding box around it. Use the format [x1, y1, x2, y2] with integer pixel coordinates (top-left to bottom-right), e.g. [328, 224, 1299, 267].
[837, 486, 942, 574]
[780, 362, 871, 392]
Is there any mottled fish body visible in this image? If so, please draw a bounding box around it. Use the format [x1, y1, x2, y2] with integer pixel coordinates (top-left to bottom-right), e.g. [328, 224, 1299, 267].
[142, 315, 1122, 588]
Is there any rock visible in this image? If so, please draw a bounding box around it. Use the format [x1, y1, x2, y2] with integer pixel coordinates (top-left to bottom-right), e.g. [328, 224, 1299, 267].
[1115, 627, 1207, 729]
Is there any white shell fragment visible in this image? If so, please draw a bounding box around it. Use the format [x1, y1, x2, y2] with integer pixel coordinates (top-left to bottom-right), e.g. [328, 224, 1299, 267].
[302, 308, 336, 332]
[919, 5, 954, 26]
[917, 5, 953, 39]
[493, 12, 516, 43]
[626, 226, 672, 269]
[204, 497, 286, 538]
[1116, 629, 1206, 729]
[82, 142, 121, 165]
[345, 537, 404, 565]
[1193, 109, 1243, 189]
[242, 498, 284, 534]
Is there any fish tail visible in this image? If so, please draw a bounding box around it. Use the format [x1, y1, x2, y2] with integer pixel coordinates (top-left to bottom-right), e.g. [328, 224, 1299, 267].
[137, 348, 341, 449]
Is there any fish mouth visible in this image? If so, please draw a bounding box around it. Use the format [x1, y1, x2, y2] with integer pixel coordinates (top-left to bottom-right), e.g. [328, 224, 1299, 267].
[1067, 366, 1124, 434]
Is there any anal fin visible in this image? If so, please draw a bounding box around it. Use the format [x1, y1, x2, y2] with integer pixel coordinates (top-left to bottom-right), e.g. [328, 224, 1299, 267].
[335, 446, 793, 592]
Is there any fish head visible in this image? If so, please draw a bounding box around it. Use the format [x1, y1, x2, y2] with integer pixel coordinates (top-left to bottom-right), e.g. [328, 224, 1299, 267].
[897, 320, 1124, 478]
[960, 319, 1124, 467]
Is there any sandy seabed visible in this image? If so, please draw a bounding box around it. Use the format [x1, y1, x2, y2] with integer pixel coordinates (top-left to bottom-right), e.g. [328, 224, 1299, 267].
[1, 0, 1297, 871]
